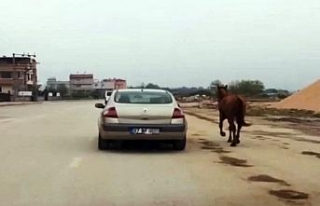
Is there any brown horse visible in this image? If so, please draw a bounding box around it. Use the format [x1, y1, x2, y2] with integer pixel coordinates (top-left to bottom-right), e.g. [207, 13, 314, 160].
[216, 85, 251, 147]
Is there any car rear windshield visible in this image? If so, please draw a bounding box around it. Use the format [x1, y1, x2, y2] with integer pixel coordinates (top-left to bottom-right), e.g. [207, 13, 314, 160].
[115, 91, 173, 104]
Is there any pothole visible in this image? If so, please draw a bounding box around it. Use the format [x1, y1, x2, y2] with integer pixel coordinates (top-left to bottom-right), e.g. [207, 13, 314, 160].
[248, 175, 290, 186]
[269, 189, 309, 200]
[301, 151, 320, 159]
[201, 140, 220, 147]
[201, 146, 216, 150]
[219, 156, 253, 167]
[211, 148, 232, 154]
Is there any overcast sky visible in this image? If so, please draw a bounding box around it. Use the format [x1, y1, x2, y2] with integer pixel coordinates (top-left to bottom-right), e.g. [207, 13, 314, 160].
[1, 0, 320, 90]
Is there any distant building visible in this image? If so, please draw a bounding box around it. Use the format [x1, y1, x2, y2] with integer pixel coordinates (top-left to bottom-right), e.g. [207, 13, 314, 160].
[92, 78, 127, 99]
[69, 74, 94, 90]
[93, 78, 127, 90]
[0, 56, 38, 94]
[93, 79, 115, 90]
[114, 78, 127, 89]
[46, 77, 70, 96]
[47, 77, 70, 89]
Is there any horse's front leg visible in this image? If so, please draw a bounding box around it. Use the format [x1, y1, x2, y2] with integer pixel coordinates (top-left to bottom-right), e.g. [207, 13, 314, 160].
[219, 112, 226, 137]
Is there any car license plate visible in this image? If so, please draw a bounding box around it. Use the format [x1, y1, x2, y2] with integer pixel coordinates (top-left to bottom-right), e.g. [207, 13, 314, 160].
[130, 128, 160, 135]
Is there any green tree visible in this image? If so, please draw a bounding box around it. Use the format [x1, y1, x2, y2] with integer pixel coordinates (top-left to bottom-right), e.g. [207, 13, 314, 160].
[210, 79, 222, 87]
[277, 89, 290, 99]
[46, 85, 56, 93]
[264, 88, 278, 93]
[209, 79, 222, 95]
[145, 83, 161, 89]
[228, 80, 265, 96]
[56, 84, 69, 97]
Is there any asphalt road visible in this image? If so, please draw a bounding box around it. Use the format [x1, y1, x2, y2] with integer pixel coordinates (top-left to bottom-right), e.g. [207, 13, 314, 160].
[0, 101, 319, 206]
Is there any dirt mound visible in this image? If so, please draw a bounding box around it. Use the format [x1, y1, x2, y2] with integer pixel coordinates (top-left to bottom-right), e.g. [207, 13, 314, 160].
[273, 79, 320, 112]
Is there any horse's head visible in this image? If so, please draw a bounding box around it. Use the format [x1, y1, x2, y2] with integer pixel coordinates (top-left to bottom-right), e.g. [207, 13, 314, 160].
[216, 84, 228, 101]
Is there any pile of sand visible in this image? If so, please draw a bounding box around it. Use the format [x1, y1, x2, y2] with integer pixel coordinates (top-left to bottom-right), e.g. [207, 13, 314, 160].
[273, 79, 320, 112]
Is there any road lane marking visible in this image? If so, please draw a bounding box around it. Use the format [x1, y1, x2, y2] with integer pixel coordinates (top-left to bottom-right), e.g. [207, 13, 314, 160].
[69, 157, 83, 168]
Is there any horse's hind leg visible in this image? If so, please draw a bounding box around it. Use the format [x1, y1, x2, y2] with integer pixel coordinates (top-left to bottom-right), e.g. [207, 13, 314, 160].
[219, 112, 226, 137]
[236, 118, 242, 144]
[228, 118, 237, 147]
[228, 126, 232, 142]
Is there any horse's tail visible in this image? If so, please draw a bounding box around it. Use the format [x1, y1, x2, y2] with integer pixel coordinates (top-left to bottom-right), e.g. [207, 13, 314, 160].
[237, 96, 252, 127]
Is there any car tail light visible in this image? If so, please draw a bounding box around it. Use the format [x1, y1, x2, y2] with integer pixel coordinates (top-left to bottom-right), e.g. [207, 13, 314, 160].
[172, 108, 184, 119]
[103, 107, 118, 118]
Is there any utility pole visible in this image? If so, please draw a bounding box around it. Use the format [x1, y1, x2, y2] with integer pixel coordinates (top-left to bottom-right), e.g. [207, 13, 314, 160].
[28, 53, 37, 101]
[12, 53, 16, 102]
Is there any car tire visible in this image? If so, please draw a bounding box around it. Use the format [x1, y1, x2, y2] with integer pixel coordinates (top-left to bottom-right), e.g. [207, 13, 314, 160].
[173, 136, 186, 151]
[98, 134, 110, 150]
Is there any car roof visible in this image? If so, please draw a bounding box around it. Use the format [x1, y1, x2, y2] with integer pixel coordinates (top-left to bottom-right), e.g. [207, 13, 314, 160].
[115, 88, 169, 93]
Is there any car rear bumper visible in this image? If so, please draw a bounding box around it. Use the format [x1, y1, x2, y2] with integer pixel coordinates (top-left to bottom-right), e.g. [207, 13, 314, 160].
[99, 123, 187, 140]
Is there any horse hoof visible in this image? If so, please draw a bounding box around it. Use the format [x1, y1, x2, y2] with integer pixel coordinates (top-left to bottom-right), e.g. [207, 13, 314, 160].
[220, 132, 226, 137]
[237, 140, 240, 144]
[230, 143, 237, 147]
[228, 139, 232, 143]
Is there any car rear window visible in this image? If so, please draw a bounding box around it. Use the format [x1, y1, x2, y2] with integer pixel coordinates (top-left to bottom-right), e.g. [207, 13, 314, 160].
[115, 91, 173, 104]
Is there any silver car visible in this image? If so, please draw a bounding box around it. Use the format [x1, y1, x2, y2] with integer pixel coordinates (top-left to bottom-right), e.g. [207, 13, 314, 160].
[95, 88, 187, 150]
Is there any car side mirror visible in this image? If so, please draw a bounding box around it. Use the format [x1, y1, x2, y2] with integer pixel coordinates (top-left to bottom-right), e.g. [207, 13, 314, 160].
[95, 103, 105, 109]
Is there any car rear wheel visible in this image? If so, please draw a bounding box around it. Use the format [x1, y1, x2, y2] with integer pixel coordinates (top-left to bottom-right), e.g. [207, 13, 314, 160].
[98, 134, 110, 150]
[173, 135, 186, 151]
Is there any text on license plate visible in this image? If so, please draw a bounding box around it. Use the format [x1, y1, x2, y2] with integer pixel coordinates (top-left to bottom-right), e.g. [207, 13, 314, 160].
[130, 128, 160, 135]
